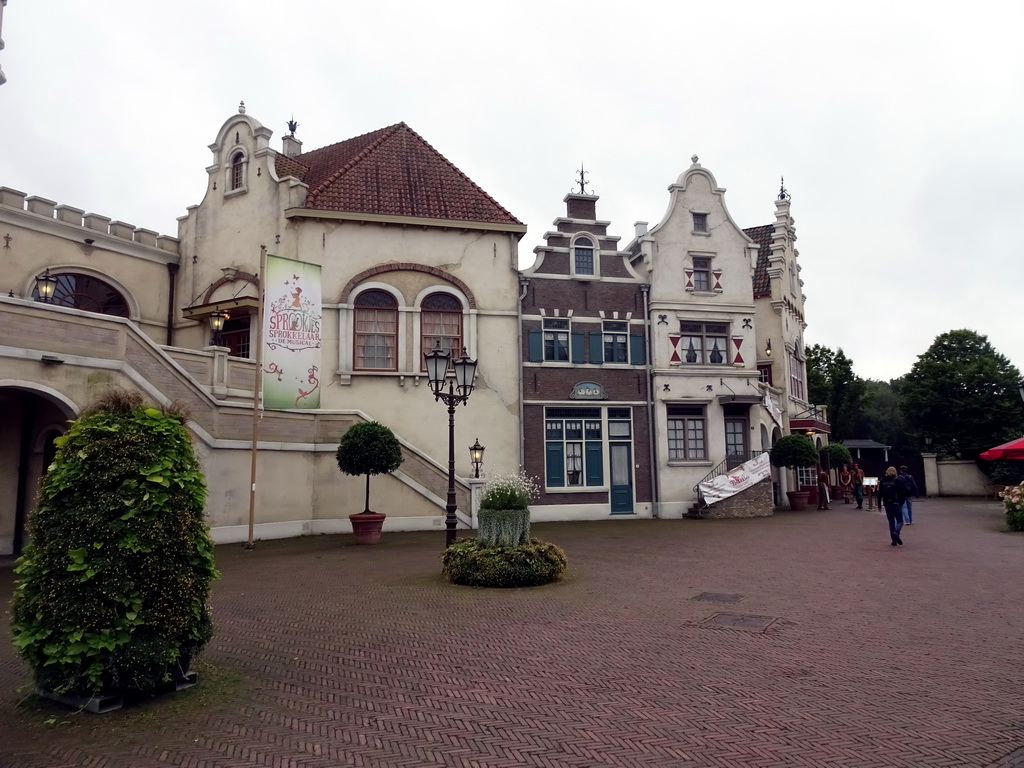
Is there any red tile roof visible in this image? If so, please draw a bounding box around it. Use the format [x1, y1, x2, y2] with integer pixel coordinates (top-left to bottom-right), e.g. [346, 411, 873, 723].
[744, 224, 773, 297]
[274, 123, 522, 227]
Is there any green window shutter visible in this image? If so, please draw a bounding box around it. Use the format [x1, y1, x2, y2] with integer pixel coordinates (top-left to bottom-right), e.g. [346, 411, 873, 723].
[545, 442, 565, 487]
[629, 334, 646, 365]
[571, 332, 585, 364]
[585, 442, 603, 486]
[528, 329, 543, 362]
[589, 332, 603, 364]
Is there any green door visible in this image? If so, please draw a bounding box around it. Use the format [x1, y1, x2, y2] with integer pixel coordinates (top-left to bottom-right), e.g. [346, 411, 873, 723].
[610, 442, 633, 513]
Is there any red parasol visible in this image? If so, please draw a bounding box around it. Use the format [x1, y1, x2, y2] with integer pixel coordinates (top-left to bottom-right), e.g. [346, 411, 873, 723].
[979, 436, 1024, 460]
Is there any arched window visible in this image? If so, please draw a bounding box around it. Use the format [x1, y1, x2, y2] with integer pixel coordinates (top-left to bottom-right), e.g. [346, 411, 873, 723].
[230, 152, 245, 191]
[420, 292, 463, 368]
[354, 290, 398, 370]
[32, 273, 129, 317]
[574, 236, 595, 276]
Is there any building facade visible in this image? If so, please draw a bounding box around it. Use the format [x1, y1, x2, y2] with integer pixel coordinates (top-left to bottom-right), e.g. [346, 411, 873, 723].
[520, 190, 653, 520]
[0, 104, 526, 554]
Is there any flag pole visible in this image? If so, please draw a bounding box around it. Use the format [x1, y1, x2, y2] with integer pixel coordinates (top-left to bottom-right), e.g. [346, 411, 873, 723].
[246, 244, 267, 550]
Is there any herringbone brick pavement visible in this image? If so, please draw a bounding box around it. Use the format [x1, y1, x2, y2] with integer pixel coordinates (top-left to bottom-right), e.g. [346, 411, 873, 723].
[2, 497, 1023, 767]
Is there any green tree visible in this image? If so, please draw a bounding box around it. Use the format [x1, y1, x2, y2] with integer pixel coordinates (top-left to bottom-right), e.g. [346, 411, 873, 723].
[901, 330, 1024, 459]
[770, 434, 820, 468]
[11, 389, 217, 697]
[850, 378, 913, 452]
[336, 421, 404, 514]
[805, 344, 867, 441]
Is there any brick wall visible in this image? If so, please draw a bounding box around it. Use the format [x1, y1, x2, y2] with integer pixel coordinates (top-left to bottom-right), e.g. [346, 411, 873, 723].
[702, 478, 773, 519]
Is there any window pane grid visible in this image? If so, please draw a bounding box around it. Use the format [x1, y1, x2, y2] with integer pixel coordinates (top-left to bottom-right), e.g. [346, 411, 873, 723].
[679, 321, 729, 365]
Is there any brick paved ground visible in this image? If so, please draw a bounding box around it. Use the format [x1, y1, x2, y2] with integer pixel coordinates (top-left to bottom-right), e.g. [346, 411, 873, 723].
[2, 496, 1023, 767]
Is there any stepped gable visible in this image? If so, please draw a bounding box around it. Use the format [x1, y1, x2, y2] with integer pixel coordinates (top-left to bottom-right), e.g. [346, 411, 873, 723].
[744, 224, 772, 297]
[274, 123, 522, 227]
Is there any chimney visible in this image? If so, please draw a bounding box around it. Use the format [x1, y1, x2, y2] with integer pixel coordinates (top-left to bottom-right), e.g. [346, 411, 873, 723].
[282, 135, 302, 158]
[634, 221, 649, 239]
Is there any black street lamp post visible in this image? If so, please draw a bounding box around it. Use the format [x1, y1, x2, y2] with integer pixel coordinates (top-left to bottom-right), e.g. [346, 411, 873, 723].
[424, 342, 478, 547]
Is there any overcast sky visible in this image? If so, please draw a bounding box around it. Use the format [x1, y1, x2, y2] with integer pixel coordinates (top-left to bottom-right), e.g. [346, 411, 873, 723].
[2, 1, 1022, 382]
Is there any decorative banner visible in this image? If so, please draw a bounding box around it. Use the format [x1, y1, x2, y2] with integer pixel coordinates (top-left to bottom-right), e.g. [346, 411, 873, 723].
[764, 393, 784, 428]
[262, 254, 322, 409]
[698, 452, 771, 506]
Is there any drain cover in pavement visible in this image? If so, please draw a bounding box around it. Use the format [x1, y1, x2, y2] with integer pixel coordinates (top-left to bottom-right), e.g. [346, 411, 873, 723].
[702, 612, 777, 631]
[693, 592, 743, 603]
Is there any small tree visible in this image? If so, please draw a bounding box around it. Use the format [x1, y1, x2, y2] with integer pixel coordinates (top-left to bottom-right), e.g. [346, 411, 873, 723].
[825, 443, 853, 470]
[11, 388, 217, 697]
[335, 421, 403, 514]
[770, 434, 820, 469]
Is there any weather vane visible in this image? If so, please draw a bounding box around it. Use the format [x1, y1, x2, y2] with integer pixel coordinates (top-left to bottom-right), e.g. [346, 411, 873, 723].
[287, 116, 298, 136]
[778, 176, 791, 201]
[574, 164, 592, 195]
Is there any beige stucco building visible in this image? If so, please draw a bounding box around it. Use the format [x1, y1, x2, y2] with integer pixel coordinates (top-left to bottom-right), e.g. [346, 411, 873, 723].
[0, 105, 526, 555]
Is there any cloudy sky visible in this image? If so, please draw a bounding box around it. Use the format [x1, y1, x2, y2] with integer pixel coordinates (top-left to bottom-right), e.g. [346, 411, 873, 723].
[2, 1, 1022, 382]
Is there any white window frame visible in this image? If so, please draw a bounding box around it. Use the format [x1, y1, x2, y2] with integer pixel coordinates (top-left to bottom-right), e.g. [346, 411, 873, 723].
[571, 235, 599, 278]
[543, 317, 571, 362]
[667, 404, 707, 461]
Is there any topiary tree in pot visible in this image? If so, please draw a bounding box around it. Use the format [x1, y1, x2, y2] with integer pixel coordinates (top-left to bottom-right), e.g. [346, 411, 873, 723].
[10, 388, 218, 702]
[770, 434, 820, 510]
[335, 420, 403, 544]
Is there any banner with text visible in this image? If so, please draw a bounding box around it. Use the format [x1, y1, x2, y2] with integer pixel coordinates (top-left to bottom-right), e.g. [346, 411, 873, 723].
[262, 254, 322, 409]
[698, 452, 771, 506]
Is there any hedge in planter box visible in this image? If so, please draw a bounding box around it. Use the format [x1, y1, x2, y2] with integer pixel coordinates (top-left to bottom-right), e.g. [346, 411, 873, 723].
[11, 388, 218, 697]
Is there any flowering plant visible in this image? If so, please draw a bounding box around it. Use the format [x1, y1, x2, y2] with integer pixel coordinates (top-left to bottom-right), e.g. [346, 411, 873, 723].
[1000, 482, 1024, 531]
[480, 471, 540, 511]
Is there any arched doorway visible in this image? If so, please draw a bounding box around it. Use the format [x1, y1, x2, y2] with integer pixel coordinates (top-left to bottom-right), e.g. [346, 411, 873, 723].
[0, 386, 76, 555]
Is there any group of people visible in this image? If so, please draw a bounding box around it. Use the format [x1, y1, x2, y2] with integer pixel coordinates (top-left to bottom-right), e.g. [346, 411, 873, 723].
[827, 462, 920, 546]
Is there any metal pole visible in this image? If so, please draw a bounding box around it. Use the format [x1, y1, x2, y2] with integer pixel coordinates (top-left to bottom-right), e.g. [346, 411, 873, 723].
[246, 245, 267, 550]
[445, 383, 458, 547]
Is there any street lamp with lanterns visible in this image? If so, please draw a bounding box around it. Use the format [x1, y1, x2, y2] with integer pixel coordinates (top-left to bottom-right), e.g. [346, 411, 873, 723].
[424, 341, 478, 547]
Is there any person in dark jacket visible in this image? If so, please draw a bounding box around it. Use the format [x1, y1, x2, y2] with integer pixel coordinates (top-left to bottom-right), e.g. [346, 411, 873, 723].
[899, 465, 920, 524]
[879, 466, 907, 546]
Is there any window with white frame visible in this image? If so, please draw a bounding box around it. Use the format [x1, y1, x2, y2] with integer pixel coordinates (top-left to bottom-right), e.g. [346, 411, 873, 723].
[230, 152, 245, 191]
[667, 404, 707, 460]
[602, 320, 628, 363]
[543, 318, 570, 362]
[353, 290, 398, 370]
[692, 257, 711, 292]
[789, 345, 806, 401]
[420, 292, 463, 367]
[797, 466, 817, 488]
[545, 407, 603, 487]
[574, 237, 595, 275]
[679, 321, 729, 365]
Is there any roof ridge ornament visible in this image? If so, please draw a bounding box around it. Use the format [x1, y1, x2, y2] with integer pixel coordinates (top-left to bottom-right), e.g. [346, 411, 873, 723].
[287, 116, 298, 136]
[778, 176, 791, 201]
[690, 154, 700, 167]
[238, 100, 246, 114]
[574, 163, 592, 195]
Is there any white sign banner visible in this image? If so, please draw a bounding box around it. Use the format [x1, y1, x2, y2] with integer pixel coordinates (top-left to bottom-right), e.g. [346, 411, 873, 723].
[698, 452, 771, 506]
[262, 254, 322, 409]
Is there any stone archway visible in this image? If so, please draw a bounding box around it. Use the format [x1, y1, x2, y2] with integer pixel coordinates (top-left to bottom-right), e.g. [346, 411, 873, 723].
[0, 386, 77, 555]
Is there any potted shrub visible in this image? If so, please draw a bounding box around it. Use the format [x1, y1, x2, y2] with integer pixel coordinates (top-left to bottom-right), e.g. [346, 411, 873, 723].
[442, 472, 568, 588]
[770, 434, 819, 511]
[335, 420, 403, 544]
[10, 388, 218, 707]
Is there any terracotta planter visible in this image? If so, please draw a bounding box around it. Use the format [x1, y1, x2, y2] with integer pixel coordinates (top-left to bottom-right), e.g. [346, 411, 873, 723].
[786, 490, 811, 511]
[349, 512, 386, 545]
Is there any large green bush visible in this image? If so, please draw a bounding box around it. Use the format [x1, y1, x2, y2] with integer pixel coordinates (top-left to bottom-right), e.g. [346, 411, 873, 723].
[825, 442, 853, 468]
[10, 389, 218, 697]
[441, 539, 567, 588]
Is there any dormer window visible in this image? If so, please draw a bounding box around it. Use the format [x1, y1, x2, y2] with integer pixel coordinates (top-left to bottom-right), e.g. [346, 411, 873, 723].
[573, 237, 595, 276]
[229, 152, 246, 191]
[692, 213, 708, 233]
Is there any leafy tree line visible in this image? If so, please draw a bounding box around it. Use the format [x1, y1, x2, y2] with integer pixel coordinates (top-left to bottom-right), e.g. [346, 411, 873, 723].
[805, 330, 1024, 462]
